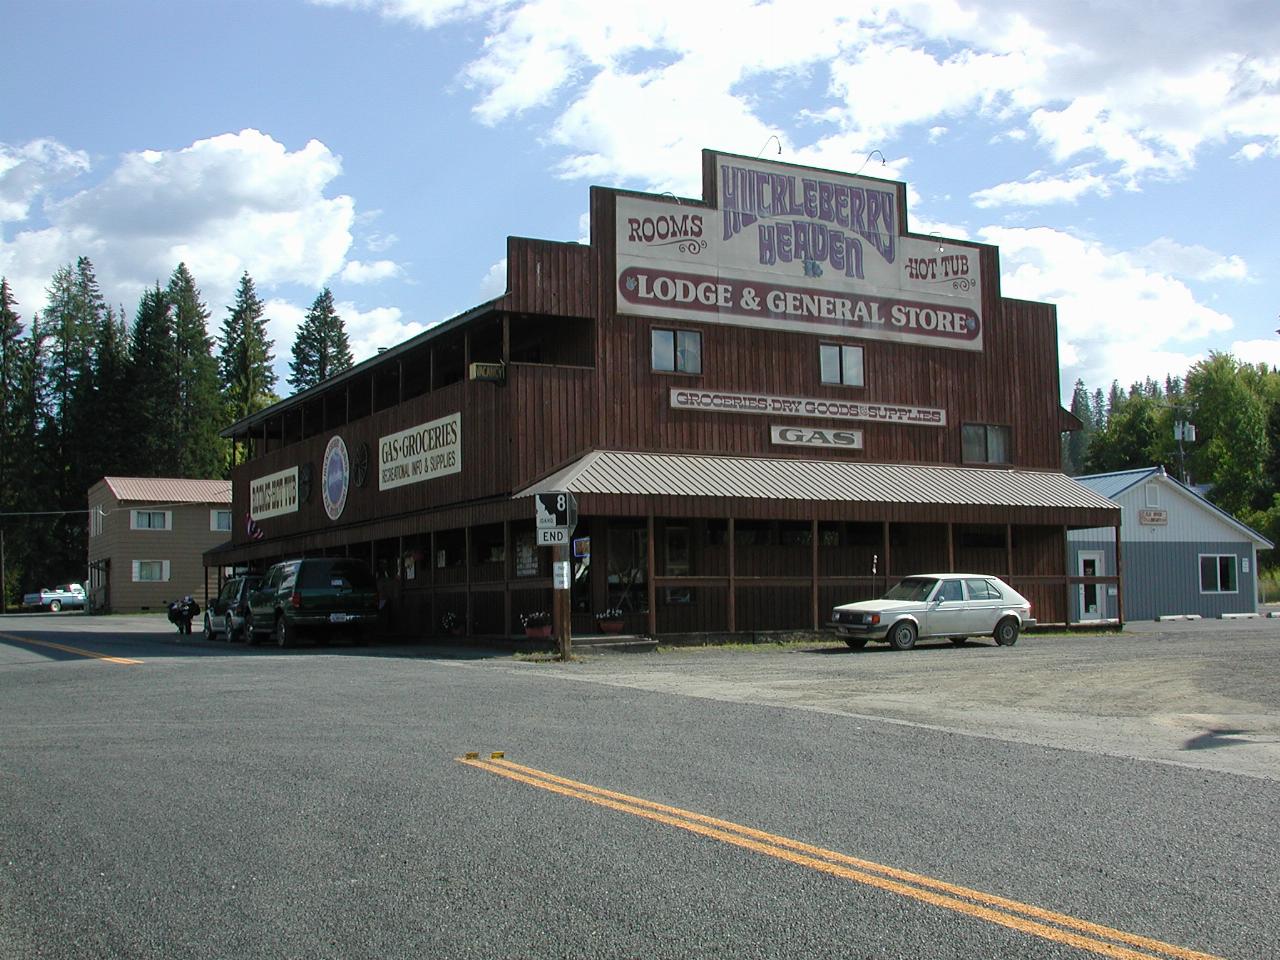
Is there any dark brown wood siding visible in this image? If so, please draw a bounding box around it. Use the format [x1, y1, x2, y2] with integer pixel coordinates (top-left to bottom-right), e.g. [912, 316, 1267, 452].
[589, 184, 1064, 472]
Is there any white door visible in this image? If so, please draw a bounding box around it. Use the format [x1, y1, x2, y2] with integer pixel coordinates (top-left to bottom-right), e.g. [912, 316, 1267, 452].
[1078, 551, 1105, 622]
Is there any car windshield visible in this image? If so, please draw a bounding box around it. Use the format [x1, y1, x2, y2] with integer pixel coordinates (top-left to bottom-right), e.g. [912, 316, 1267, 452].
[881, 578, 938, 602]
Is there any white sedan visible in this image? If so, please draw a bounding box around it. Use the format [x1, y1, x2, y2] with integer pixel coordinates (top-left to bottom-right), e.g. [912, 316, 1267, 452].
[830, 573, 1035, 650]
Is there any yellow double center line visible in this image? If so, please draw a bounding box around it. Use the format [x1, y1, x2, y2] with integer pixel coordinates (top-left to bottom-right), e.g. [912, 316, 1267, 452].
[460, 755, 1222, 960]
[0, 633, 142, 664]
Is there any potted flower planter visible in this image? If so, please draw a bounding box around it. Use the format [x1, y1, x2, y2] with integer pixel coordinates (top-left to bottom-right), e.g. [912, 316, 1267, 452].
[524, 624, 553, 639]
[596, 619, 624, 634]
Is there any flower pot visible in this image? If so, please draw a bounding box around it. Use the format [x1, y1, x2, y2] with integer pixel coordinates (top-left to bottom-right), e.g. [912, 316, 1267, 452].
[524, 624, 552, 639]
[596, 619, 624, 634]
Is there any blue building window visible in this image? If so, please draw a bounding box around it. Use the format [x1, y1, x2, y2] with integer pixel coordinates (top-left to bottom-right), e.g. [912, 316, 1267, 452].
[1199, 554, 1238, 594]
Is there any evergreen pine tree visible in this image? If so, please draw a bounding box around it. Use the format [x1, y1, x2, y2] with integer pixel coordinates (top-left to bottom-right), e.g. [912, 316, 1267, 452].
[128, 284, 181, 475]
[168, 263, 226, 478]
[288, 288, 353, 391]
[218, 272, 276, 466]
[1063, 379, 1093, 475]
[0, 280, 27, 608]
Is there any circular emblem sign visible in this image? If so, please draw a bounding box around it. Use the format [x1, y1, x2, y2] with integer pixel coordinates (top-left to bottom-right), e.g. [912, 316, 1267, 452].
[321, 435, 350, 521]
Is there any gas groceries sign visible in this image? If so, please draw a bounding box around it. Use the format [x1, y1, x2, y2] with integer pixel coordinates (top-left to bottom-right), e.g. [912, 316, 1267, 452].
[378, 413, 462, 491]
[616, 154, 982, 351]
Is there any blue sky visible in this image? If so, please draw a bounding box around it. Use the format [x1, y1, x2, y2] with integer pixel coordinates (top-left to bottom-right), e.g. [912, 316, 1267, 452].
[3, 0, 1278, 400]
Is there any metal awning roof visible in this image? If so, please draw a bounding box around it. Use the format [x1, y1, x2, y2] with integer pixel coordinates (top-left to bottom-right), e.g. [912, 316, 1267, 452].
[517, 451, 1120, 512]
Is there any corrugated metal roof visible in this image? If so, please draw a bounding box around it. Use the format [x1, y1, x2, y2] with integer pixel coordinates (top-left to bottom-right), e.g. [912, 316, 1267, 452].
[101, 477, 231, 504]
[1072, 468, 1159, 499]
[518, 452, 1119, 511]
[1077, 467, 1273, 548]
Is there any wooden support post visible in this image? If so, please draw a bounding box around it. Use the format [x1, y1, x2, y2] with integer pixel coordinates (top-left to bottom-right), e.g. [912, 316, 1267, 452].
[1115, 523, 1124, 625]
[727, 518, 736, 633]
[646, 514, 657, 638]
[555, 542, 572, 660]
[882, 520, 891, 594]
[1006, 523, 1013, 578]
[811, 518, 819, 630]
[503, 520, 512, 640]
[1062, 525, 1071, 628]
[946, 522, 954, 572]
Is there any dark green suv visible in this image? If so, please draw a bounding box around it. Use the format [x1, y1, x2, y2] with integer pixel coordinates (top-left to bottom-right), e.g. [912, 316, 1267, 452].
[244, 558, 379, 647]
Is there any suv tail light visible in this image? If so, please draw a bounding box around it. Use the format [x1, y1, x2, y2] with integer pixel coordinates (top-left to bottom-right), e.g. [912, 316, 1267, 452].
[290, 591, 302, 609]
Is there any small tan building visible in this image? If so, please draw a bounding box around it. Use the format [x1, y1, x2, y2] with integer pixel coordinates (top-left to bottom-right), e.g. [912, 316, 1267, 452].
[87, 477, 232, 613]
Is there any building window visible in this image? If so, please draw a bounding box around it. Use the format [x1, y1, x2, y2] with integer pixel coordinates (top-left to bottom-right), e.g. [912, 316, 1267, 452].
[1145, 484, 1160, 507]
[131, 510, 171, 530]
[962, 424, 1012, 464]
[1199, 554, 1238, 594]
[652, 328, 702, 374]
[132, 560, 171, 582]
[819, 343, 864, 386]
[211, 509, 232, 532]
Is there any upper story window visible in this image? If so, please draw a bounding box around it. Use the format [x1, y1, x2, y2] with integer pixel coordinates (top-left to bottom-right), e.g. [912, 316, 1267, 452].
[131, 510, 171, 531]
[211, 509, 232, 532]
[652, 328, 702, 374]
[1145, 484, 1160, 507]
[962, 424, 1011, 465]
[819, 343, 864, 387]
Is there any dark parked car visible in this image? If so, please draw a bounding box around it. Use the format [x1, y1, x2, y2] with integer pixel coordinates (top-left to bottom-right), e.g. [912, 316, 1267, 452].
[244, 558, 379, 647]
[202, 575, 263, 642]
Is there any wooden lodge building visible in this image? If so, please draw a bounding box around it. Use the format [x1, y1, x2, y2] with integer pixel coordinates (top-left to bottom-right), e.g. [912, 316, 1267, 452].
[210, 149, 1121, 639]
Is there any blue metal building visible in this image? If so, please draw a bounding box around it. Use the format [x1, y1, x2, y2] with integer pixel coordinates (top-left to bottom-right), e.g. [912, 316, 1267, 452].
[1067, 467, 1272, 622]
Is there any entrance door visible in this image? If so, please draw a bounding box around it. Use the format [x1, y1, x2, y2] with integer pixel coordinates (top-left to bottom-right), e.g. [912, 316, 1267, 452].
[1078, 551, 1105, 621]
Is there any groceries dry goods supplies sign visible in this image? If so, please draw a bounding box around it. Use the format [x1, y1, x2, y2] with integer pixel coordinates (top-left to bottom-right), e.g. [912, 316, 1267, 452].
[616, 154, 982, 351]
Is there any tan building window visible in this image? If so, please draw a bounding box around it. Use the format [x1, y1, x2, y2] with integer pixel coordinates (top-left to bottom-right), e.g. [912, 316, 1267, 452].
[819, 343, 864, 386]
[962, 424, 1011, 464]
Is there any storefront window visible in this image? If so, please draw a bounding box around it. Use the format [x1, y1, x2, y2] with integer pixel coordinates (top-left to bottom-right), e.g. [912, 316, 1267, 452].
[607, 524, 648, 612]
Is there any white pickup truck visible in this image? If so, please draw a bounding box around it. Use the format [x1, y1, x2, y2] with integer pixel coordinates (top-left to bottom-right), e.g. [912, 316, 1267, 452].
[21, 583, 86, 612]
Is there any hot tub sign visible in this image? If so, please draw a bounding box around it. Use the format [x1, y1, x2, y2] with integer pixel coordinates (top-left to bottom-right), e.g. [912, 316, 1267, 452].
[378, 412, 462, 491]
[249, 466, 299, 520]
[616, 153, 983, 351]
[321, 435, 350, 521]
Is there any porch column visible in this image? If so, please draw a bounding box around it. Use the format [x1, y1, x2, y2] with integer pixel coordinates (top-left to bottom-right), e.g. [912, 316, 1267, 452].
[1005, 523, 1013, 577]
[946, 523, 954, 571]
[1062, 525, 1071, 627]
[646, 514, 657, 637]
[503, 520, 512, 639]
[810, 518, 819, 630]
[727, 518, 736, 633]
[1115, 522, 1124, 624]
[882, 520, 891, 593]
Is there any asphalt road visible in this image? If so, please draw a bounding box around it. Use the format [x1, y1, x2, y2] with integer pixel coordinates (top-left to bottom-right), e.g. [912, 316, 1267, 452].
[1, 613, 1276, 959]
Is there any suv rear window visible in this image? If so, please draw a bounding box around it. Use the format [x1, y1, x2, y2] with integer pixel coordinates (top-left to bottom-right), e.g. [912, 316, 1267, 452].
[299, 559, 375, 590]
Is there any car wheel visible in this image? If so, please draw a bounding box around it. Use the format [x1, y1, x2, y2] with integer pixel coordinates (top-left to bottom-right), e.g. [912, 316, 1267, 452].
[276, 615, 290, 648]
[49, 600, 62, 613]
[244, 613, 258, 646]
[949, 637, 968, 646]
[844, 636, 869, 650]
[887, 620, 917, 651]
[228, 617, 242, 643]
[203, 613, 214, 641]
[994, 617, 1020, 646]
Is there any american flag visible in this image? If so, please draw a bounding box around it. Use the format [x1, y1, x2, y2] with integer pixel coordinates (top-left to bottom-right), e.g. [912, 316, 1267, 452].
[245, 512, 264, 541]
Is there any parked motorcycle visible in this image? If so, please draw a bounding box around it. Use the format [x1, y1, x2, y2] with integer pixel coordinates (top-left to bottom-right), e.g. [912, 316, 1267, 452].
[167, 596, 200, 634]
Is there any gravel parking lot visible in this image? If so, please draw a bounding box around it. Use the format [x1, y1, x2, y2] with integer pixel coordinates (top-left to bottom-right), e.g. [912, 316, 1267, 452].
[560, 618, 1280, 781]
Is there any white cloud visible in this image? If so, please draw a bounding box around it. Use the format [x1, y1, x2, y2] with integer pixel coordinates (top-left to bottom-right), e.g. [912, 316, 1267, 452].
[0, 139, 90, 224]
[478, 258, 507, 299]
[980, 225, 1235, 390]
[970, 167, 1110, 208]
[1232, 338, 1280, 370]
[337, 301, 428, 362]
[321, 0, 1280, 192]
[341, 259, 403, 284]
[1, 130, 355, 318]
[1131, 238, 1249, 283]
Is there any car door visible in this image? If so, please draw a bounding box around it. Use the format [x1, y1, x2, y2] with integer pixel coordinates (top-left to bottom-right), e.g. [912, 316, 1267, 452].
[922, 578, 967, 637]
[963, 578, 1003, 633]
